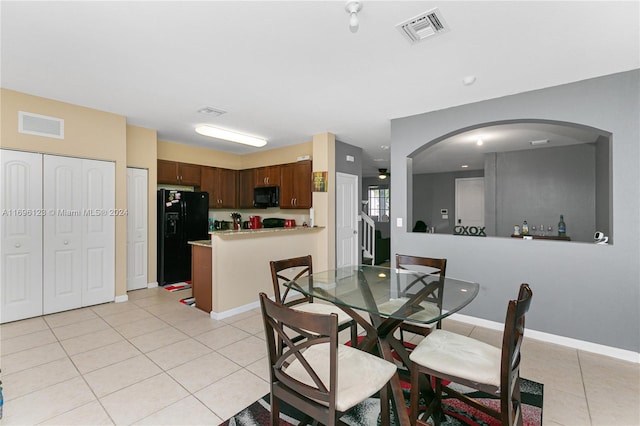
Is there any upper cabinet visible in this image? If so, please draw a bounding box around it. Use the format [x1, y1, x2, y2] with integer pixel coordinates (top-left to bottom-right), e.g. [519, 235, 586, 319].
[255, 165, 280, 187]
[239, 169, 255, 209]
[157, 160, 201, 186]
[280, 160, 312, 209]
[201, 166, 238, 209]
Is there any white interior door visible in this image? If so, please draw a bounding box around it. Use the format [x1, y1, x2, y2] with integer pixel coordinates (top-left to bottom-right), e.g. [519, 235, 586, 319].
[1, 150, 43, 323]
[455, 177, 485, 228]
[44, 155, 83, 314]
[127, 167, 148, 291]
[82, 159, 115, 306]
[336, 172, 359, 268]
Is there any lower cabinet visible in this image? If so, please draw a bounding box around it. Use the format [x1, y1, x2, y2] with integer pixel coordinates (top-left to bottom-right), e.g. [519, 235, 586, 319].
[1, 150, 116, 323]
[191, 243, 212, 313]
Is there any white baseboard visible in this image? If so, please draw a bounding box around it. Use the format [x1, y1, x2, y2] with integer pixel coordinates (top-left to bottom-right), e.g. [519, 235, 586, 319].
[450, 313, 640, 364]
[114, 294, 129, 303]
[147, 282, 158, 289]
[210, 300, 261, 320]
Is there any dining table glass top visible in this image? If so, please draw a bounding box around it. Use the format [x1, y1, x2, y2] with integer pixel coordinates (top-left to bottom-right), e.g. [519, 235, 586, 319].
[286, 264, 480, 324]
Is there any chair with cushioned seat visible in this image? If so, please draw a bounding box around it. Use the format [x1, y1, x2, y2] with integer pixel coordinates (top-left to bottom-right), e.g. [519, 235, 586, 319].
[377, 254, 447, 344]
[409, 283, 533, 426]
[270, 255, 358, 346]
[259, 292, 397, 426]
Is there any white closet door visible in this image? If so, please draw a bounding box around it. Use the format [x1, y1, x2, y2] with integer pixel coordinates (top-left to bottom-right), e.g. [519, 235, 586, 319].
[127, 168, 148, 291]
[43, 155, 83, 314]
[82, 159, 115, 306]
[0, 150, 43, 323]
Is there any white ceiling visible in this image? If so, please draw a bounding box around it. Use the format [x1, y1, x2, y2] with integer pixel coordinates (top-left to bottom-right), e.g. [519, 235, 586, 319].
[2, 1, 638, 177]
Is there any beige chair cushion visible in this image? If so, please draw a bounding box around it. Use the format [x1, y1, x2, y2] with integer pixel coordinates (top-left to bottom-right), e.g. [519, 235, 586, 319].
[284, 343, 397, 412]
[409, 329, 501, 387]
[292, 303, 353, 326]
[377, 297, 440, 327]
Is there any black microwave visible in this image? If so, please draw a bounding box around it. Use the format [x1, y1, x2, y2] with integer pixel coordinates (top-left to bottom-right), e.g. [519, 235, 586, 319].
[254, 186, 279, 208]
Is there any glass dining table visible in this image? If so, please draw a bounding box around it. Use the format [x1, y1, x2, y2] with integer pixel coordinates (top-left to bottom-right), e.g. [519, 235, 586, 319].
[285, 264, 480, 426]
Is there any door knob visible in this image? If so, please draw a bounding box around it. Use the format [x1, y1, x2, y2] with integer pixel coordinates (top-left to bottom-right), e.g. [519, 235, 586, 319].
[15, 242, 21, 248]
[64, 240, 69, 245]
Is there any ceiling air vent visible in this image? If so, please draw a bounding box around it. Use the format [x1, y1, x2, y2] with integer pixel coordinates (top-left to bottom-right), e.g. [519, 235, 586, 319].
[396, 7, 450, 45]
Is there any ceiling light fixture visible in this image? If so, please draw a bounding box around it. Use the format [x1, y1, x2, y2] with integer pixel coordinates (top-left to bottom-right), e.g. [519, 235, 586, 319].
[530, 139, 549, 146]
[476, 138, 484, 146]
[195, 125, 267, 148]
[378, 168, 389, 179]
[461, 164, 469, 168]
[345, 1, 362, 33]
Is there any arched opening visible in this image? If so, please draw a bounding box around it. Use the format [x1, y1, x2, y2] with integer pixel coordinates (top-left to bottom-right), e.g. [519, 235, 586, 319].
[408, 119, 612, 244]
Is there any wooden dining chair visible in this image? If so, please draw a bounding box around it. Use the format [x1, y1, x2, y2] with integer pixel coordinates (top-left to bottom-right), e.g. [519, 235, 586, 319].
[270, 255, 358, 346]
[377, 254, 447, 344]
[409, 283, 533, 426]
[259, 292, 397, 426]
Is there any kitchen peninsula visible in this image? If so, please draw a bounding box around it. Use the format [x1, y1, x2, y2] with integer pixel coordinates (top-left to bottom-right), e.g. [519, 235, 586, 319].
[189, 226, 324, 318]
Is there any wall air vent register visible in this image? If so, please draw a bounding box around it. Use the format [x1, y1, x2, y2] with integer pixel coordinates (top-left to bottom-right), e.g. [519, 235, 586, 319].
[18, 111, 64, 139]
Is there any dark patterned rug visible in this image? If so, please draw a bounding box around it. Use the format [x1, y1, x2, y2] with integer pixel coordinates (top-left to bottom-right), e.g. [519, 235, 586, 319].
[219, 377, 543, 425]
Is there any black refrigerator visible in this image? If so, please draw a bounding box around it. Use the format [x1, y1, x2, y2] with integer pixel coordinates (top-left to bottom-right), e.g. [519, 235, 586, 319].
[157, 189, 209, 286]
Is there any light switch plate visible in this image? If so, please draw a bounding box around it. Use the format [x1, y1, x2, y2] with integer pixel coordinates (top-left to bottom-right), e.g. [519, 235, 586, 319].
[396, 217, 403, 227]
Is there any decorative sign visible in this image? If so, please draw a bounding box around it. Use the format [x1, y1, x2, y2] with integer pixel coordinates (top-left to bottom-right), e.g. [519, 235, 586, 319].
[313, 171, 328, 192]
[454, 225, 486, 237]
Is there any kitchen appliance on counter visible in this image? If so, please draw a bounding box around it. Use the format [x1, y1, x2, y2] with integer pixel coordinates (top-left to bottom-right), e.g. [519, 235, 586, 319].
[253, 186, 279, 208]
[262, 217, 286, 228]
[157, 189, 209, 286]
[284, 219, 296, 228]
[249, 215, 262, 229]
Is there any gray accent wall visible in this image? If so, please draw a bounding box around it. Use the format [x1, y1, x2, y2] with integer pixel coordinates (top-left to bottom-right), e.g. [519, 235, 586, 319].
[413, 169, 483, 234]
[390, 70, 639, 353]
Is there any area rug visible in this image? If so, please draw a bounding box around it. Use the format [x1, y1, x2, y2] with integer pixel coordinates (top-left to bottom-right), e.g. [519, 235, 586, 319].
[219, 378, 543, 426]
[163, 282, 192, 292]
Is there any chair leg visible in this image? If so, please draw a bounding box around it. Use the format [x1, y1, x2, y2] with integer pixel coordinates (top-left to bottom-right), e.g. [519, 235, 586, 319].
[380, 383, 391, 426]
[350, 322, 358, 347]
[271, 393, 280, 426]
[410, 363, 420, 426]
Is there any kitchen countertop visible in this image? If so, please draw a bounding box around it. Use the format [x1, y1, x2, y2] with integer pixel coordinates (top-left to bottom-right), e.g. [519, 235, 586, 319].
[188, 239, 212, 247]
[209, 226, 323, 237]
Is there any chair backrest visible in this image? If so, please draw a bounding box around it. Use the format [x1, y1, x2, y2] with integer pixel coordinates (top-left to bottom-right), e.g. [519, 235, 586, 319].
[395, 254, 447, 327]
[396, 254, 447, 277]
[259, 292, 339, 417]
[270, 255, 313, 306]
[500, 283, 533, 423]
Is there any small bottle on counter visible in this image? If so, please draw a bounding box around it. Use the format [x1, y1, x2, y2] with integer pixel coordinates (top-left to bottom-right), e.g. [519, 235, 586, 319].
[558, 215, 566, 237]
[522, 220, 529, 235]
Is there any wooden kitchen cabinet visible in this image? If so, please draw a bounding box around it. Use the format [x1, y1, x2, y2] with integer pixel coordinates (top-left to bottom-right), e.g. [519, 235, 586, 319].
[157, 160, 201, 186]
[255, 165, 280, 187]
[239, 168, 255, 208]
[280, 160, 312, 209]
[191, 243, 212, 314]
[201, 166, 238, 209]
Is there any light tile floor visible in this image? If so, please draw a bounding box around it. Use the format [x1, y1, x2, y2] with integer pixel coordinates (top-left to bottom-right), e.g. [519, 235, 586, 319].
[1, 287, 638, 425]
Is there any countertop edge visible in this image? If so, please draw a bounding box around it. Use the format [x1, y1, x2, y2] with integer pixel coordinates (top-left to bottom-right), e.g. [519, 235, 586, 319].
[210, 226, 324, 238]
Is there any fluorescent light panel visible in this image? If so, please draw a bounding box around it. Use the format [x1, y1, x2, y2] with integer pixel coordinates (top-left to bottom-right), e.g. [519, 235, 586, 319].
[195, 125, 267, 147]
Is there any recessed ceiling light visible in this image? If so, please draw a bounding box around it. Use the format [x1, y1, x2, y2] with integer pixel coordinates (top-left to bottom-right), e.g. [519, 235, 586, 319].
[530, 139, 549, 146]
[476, 138, 484, 146]
[381, 145, 390, 150]
[461, 164, 469, 168]
[195, 125, 267, 147]
[463, 75, 476, 86]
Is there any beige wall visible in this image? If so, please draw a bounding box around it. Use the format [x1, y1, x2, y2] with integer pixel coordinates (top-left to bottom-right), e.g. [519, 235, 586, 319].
[158, 138, 313, 170]
[210, 229, 323, 313]
[1, 88, 129, 298]
[157, 140, 243, 169]
[126, 125, 158, 284]
[312, 132, 336, 271]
